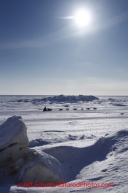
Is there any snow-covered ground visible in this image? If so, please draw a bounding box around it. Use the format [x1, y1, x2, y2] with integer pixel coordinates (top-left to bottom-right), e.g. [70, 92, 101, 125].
[0, 95, 128, 193]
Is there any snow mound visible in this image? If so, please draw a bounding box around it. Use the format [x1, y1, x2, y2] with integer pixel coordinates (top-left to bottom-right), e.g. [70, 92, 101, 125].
[17, 149, 61, 183]
[68, 134, 85, 140]
[0, 116, 29, 167]
[110, 103, 126, 106]
[11, 99, 30, 103]
[108, 98, 127, 106]
[32, 95, 99, 104]
[29, 138, 49, 147]
[108, 98, 117, 102]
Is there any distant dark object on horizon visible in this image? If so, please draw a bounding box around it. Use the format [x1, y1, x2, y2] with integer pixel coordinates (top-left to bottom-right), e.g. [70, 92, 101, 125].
[86, 108, 90, 110]
[43, 107, 52, 112]
[59, 109, 63, 111]
[73, 108, 77, 110]
[93, 108, 97, 110]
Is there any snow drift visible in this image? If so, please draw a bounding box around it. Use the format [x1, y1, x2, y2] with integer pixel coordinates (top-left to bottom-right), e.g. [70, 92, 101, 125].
[42, 129, 128, 182]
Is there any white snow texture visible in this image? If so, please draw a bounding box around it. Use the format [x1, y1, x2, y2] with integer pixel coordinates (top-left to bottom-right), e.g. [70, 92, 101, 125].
[0, 95, 128, 193]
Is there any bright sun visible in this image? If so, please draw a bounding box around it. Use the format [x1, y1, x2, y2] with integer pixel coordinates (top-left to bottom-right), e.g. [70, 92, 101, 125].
[74, 9, 92, 27]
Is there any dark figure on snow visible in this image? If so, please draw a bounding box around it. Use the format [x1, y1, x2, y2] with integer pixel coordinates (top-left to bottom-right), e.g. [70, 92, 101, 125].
[43, 107, 52, 112]
[43, 107, 47, 112]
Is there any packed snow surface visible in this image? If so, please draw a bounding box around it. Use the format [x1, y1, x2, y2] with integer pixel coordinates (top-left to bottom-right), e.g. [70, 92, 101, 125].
[0, 95, 128, 193]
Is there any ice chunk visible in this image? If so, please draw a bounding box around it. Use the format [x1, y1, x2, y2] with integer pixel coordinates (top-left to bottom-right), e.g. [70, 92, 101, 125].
[0, 116, 29, 167]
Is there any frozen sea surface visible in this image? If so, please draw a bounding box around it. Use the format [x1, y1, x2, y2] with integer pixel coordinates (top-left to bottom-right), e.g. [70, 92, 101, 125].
[0, 95, 128, 193]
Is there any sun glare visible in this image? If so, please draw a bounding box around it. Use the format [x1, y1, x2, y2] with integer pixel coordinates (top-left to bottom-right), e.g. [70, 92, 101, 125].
[74, 9, 92, 27]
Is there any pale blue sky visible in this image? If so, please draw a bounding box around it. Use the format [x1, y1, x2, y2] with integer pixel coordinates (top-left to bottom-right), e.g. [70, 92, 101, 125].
[0, 0, 128, 95]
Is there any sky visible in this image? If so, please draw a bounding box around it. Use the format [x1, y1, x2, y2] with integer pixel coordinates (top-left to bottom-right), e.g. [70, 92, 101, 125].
[0, 0, 128, 95]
